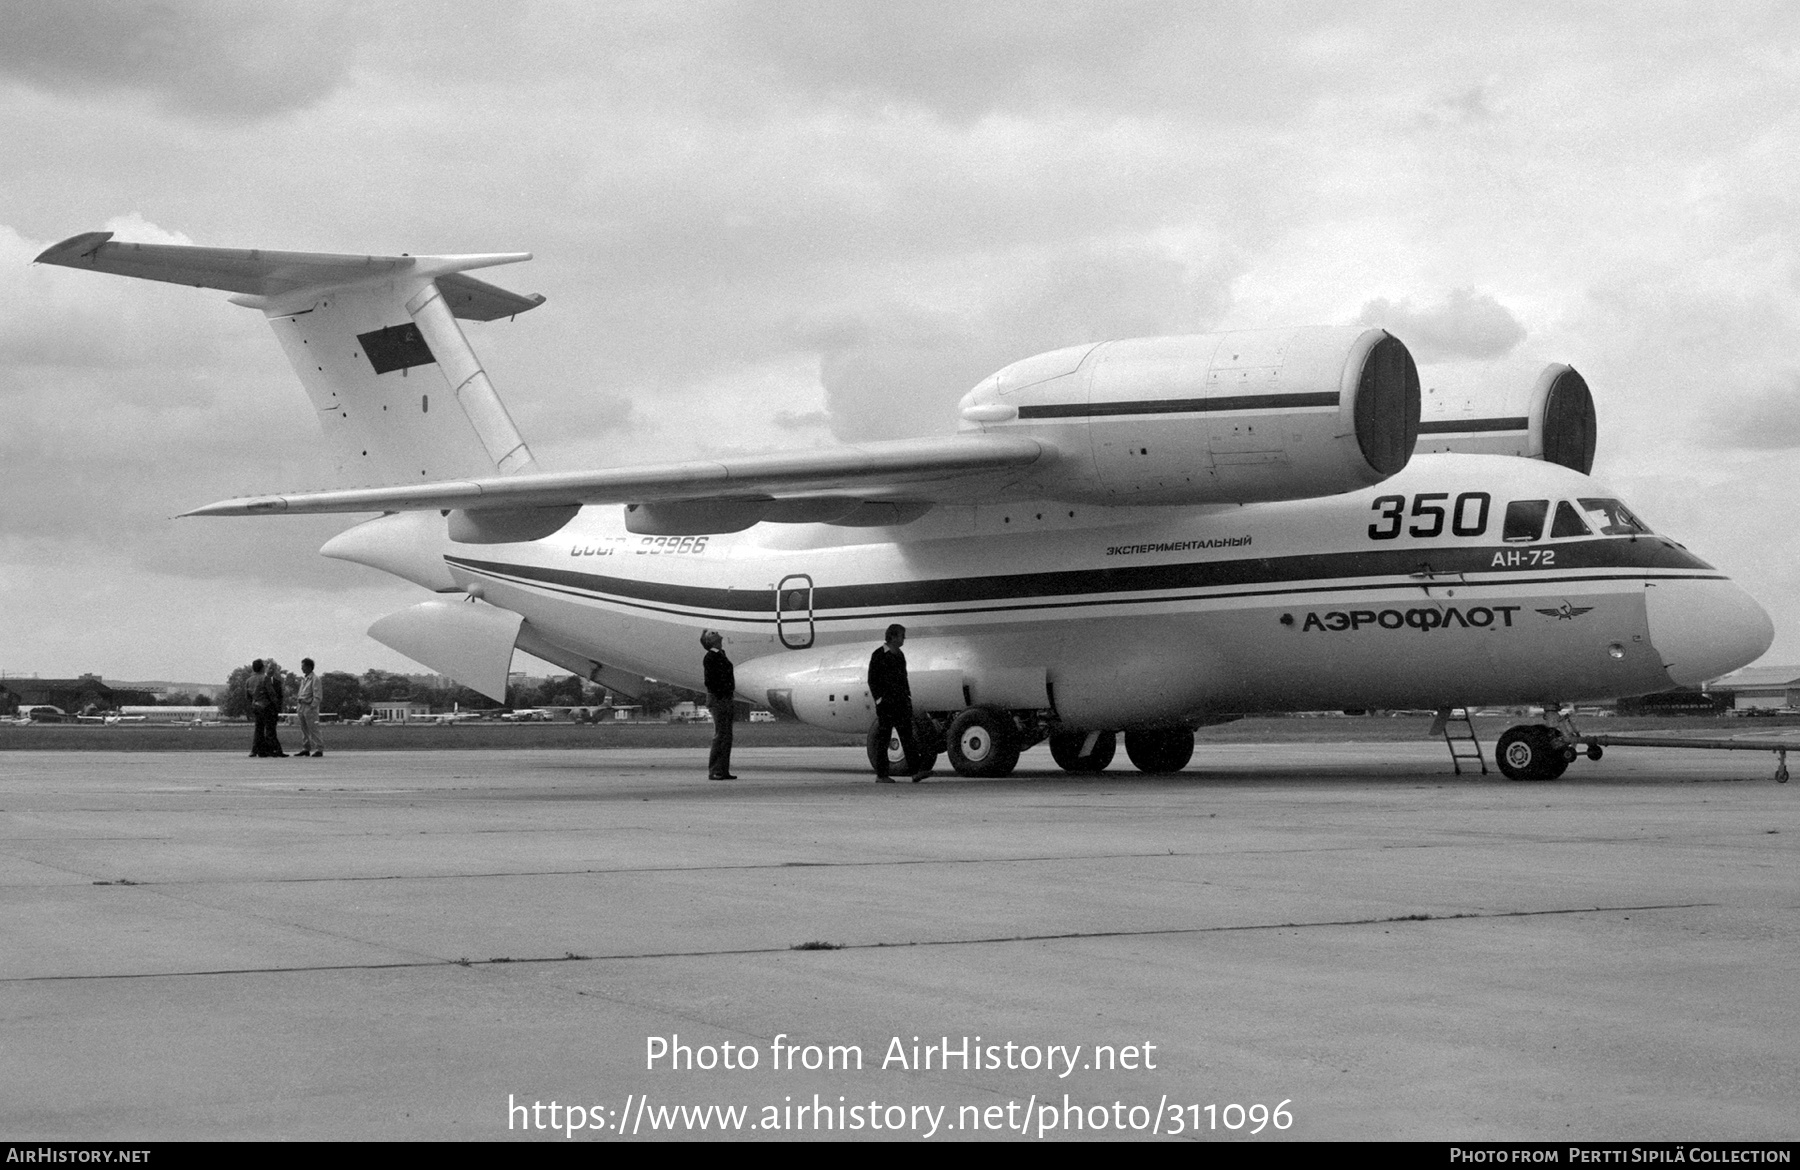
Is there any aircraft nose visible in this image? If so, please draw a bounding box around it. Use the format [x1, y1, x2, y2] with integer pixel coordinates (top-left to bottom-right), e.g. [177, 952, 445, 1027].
[1643, 578, 1775, 687]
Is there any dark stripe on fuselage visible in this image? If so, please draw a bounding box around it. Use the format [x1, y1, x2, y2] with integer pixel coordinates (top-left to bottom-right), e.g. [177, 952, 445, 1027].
[461, 566, 1719, 626]
[1017, 391, 1340, 419]
[1417, 417, 1530, 435]
[446, 537, 1713, 618]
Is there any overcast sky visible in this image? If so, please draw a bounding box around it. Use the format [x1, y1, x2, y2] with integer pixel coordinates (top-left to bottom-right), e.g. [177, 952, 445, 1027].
[4, 1, 1799, 686]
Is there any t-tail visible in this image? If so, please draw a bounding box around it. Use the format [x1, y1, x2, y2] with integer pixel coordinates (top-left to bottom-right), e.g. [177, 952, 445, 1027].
[33, 231, 545, 485]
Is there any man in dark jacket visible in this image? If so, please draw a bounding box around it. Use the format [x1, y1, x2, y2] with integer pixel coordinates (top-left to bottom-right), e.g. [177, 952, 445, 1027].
[246, 659, 268, 757]
[247, 659, 287, 758]
[868, 623, 930, 782]
[702, 630, 736, 780]
[260, 660, 287, 758]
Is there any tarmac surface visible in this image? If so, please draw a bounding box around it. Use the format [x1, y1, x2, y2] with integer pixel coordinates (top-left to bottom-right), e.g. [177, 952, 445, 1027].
[2, 740, 1795, 1142]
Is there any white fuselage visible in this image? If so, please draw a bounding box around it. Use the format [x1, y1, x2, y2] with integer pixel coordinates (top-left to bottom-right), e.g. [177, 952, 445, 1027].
[331, 453, 1772, 732]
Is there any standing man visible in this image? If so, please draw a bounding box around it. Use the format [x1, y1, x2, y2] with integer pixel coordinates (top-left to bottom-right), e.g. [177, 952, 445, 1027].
[702, 630, 736, 780]
[246, 659, 269, 757]
[260, 659, 288, 758]
[296, 658, 324, 758]
[868, 623, 931, 783]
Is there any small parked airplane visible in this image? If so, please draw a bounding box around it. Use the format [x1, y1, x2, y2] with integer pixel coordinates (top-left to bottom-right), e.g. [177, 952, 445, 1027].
[36, 232, 1774, 780]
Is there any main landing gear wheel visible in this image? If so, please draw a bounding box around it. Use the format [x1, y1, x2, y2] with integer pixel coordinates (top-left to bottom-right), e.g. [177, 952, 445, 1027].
[865, 719, 940, 776]
[946, 707, 1020, 778]
[1495, 725, 1571, 781]
[1049, 730, 1116, 773]
[1124, 727, 1195, 774]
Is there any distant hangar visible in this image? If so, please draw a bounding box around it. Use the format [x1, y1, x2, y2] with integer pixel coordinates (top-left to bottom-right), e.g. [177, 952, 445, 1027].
[1707, 666, 1800, 712]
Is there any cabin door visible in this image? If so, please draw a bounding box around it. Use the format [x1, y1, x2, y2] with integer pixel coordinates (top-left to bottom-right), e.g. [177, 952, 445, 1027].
[775, 574, 815, 649]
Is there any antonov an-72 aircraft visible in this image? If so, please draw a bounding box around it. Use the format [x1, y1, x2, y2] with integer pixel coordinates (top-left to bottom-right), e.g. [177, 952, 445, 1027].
[38, 233, 1774, 781]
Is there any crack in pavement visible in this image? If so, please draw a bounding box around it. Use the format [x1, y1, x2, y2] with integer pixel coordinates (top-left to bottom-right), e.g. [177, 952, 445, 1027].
[8, 834, 1709, 888]
[2, 901, 1714, 983]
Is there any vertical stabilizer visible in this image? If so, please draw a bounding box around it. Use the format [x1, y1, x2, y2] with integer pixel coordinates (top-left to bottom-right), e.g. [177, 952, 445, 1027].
[265, 275, 540, 483]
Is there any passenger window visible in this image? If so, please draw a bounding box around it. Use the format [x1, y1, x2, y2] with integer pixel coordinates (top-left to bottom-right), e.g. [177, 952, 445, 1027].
[1502, 500, 1548, 542]
[1578, 498, 1652, 535]
[1550, 500, 1591, 538]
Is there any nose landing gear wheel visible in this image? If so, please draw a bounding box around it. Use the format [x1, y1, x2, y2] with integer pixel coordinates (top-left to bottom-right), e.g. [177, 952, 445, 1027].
[1049, 730, 1116, 773]
[1123, 727, 1196, 774]
[946, 707, 1020, 777]
[1495, 725, 1570, 781]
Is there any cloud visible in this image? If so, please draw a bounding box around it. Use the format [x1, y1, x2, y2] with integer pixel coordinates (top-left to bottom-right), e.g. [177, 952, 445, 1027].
[813, 308, 982, 441]
[1416, 84, 1497, 129]
[1357, 289, 1526, 362]
[810, 243, 1225, 441]
[718, 0, 1328, 124]
[1709, 377, 1800, 450]
[0, 1, 358, 119]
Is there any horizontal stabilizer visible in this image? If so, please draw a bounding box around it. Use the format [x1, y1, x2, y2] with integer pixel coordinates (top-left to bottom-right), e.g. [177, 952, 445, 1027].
[34, 232, 544, 319]
[180, 435, 1050, 518]
[434, 272, 547, 322]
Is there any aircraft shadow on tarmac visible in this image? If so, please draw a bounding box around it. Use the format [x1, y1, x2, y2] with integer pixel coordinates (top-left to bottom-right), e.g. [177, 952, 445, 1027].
[520, 754, 1771, 794]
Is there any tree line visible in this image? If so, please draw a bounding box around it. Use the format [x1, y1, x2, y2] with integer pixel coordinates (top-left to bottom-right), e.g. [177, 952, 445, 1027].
[217, 664, 698, 720]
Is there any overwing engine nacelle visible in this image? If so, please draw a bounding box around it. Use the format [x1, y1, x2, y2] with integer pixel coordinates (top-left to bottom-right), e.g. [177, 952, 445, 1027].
[958, 326, 1420, 506]
[1417, 362, 1597, 474]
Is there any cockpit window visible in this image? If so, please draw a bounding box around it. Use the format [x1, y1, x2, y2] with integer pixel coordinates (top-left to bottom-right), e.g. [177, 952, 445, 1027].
[1550, 500, 1591, 538]
[1578, 498, 1652, 536]
[1502, 500, 1548, 542]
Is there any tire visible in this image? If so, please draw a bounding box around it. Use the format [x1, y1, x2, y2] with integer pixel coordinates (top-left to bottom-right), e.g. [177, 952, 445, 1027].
[1495, 724, 1570, 781]
[946, 707, 1020, 778]
[865, 725, 891, 774]
[1124, 727, 1195, 774]
[1049, 729, 1116, 773]
[866, 721, 940, 775]
[914, 715, 947, 759]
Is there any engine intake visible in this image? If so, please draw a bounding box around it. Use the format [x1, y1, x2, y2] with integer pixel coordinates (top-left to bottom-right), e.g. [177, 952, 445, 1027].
[1416, 362, 1596, 474]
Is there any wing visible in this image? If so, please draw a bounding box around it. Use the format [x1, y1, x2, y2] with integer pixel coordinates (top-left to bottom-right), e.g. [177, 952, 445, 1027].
[181, 434, 1052, 531]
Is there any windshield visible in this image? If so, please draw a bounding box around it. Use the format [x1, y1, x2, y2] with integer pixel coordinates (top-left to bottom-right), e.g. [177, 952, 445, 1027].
[1550, 500, 1591, 538]
[1577, 498, 1652, 536]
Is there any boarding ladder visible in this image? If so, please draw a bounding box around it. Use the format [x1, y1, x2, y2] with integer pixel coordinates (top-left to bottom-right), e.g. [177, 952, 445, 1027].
[1432, 706, 1487, 776]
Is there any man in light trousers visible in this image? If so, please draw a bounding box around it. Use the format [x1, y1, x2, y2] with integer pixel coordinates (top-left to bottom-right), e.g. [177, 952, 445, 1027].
[296, 657, 324, 758]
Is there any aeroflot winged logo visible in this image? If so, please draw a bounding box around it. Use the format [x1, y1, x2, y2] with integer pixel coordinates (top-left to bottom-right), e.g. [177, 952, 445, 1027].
[1536, 601, 1595, 621]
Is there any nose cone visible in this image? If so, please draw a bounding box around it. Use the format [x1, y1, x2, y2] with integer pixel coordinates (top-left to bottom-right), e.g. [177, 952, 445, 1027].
[1644, 578, 1775, 687]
